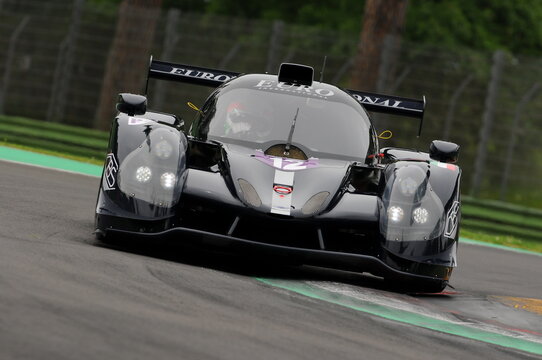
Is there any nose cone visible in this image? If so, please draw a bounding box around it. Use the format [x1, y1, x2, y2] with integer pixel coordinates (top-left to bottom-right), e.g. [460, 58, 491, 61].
[226, 146, 349, 217]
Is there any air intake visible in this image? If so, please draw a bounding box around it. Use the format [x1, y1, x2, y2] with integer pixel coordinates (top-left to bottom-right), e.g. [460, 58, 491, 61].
[278, 63, 314, 86]
[302, 191, 330, 215]
[237, 178, 262, 208]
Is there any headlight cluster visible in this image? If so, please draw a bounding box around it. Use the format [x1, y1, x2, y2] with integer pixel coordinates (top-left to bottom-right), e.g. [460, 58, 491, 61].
[412, 207, 429, 224]
[133, 140, 177, 189]
[135, 166, 177, 189]
[160, 172, 176, 189]
[387, 206, 404, 222]
[399, 177, 418, 196]
[388, 206, 429, 224]
[135, 166, 152, 183]
[154, 140, 173, 159]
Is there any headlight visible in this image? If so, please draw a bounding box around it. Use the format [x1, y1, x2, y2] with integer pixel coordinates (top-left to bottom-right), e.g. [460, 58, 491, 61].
[387, 206, 404, 222]
[135, 166, 152, 183]
[399, 177, 418, 195]
[154, 140, 173, 159]
[160, 172, 176, 189]
[412, 207, 429, 224]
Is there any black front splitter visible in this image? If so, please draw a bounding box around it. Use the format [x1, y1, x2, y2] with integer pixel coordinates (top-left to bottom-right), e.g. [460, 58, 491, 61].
[101, 226, 451, 287]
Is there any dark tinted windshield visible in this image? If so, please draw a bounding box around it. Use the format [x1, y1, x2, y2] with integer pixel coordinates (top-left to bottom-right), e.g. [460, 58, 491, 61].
[196, 81, 374, 159]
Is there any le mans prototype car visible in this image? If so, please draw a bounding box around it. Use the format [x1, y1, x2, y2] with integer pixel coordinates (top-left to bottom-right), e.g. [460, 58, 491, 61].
[95, 58, 461, 292]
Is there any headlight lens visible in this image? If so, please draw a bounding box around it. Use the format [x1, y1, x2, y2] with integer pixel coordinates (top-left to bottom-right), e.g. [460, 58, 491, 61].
[160, 172, 176, 189]
[135, 166, 152, 183]
[412, 207, 429, 224]
[154, 140, 173, 159]
[399, 177, 418, 195]
[387, 206, 404, 222]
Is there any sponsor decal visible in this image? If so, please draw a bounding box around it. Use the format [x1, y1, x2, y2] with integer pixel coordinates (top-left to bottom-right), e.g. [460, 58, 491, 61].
[254, 80, 335, 99]
[167, 67, 235, 82]
[430, 160, 457, 171]
[271, 170, 294, 215]
[444, 201, 460, 238]
[350, 94, 404, 109]
[103, 153, 119, 191]
[253, 150, 319, 171]
[274, 185, 293, 195]
[128, 116, 153, 126]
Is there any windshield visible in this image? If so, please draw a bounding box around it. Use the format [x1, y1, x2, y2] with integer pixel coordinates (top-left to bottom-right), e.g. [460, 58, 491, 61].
[198, 86, 373, 159]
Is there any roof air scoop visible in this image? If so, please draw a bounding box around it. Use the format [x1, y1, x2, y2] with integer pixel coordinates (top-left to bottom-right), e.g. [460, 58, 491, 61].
[278, 63, 314, 86]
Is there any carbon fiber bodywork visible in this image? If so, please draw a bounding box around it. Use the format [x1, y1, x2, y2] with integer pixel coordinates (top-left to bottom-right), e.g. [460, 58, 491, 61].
[96, 63, 461, 292]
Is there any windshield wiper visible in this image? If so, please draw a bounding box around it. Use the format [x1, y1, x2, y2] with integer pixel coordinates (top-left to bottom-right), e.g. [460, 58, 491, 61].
[283, 107, 299, 156]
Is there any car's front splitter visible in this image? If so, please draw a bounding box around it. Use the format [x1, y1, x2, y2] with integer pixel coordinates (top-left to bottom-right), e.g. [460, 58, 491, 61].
[100, 225, 452, 286]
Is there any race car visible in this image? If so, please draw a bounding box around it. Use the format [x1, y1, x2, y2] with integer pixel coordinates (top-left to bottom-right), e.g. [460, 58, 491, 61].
[95, 58, 461, 293]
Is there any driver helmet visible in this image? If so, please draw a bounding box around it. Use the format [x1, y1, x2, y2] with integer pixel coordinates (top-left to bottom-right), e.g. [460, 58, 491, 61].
[224, 101, 272, 138]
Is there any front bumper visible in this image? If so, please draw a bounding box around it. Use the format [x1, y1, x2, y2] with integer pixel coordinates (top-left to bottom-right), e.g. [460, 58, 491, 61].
[97, 223, 452, 285]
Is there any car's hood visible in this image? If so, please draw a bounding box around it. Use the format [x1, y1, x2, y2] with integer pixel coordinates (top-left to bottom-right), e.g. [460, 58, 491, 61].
[223, 144, 351, 217]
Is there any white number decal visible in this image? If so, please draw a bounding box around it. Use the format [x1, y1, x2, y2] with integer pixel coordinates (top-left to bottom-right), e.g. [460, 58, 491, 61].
[283, 160, 307, 170]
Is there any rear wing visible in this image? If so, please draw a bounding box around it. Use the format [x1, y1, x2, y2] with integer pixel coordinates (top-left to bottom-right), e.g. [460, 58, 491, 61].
[346, 90, 425, 136]
[146, 57, 426, 135]
[147, 58, 240, 88]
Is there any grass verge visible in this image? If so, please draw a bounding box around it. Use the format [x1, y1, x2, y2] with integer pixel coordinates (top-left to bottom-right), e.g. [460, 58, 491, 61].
[0, 115, 108, 160]
[460, 229, 542, 253]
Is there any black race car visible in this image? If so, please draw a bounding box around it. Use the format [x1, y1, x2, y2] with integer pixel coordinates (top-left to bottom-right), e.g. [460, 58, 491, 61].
[95, 58, 461, 292]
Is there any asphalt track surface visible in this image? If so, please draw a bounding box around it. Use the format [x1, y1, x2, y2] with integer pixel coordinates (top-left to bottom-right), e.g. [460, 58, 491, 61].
[1, 159, 541, 360]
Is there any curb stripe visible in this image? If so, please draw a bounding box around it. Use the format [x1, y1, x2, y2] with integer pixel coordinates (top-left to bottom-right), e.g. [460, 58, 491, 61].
[257, 278, 542, 356]
[0, 146, 102, 177]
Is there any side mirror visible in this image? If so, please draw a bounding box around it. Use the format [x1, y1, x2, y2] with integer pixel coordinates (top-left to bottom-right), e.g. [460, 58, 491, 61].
[429, 140, 459, 163]
[116, 93, 147, 116]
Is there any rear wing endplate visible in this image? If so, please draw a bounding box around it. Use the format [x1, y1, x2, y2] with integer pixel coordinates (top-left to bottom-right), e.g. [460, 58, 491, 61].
[146, 57, 426, 135]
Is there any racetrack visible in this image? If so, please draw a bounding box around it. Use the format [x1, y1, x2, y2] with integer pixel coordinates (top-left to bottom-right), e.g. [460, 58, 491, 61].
[1, 160, 541, 360]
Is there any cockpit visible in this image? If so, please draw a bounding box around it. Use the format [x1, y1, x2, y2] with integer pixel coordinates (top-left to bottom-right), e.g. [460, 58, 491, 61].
[191, 74, 377, 161]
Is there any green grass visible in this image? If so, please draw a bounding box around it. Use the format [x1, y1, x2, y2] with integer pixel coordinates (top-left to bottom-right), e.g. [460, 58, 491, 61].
[463, 195, 542, 218]
[0, 115, 109, 140]
[0, 115, 108, 160]
[1, 122, 108, 149]
[461, 218, 542, 242]
[461, 198, 542, 243]
[463, 204, 542, 232]
[460, 229, 542, 253]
